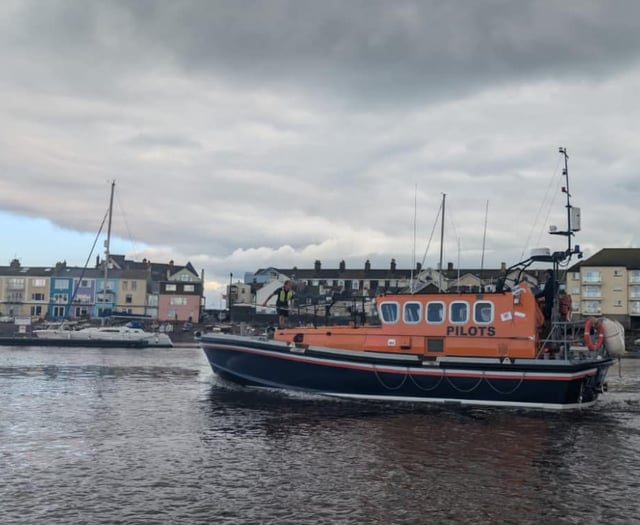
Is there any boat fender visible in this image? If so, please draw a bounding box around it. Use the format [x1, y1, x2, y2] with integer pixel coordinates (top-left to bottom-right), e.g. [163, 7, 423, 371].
[584, 318, 605, 351]
[600, 318, 626, 357]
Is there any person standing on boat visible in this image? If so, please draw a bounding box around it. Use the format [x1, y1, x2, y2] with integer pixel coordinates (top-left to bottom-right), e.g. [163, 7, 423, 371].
[536, 269, 557, 337]
[263, 280, 295, 329]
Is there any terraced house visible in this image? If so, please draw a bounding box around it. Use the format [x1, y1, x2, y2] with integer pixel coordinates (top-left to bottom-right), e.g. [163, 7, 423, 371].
[0, 255, 204, 323]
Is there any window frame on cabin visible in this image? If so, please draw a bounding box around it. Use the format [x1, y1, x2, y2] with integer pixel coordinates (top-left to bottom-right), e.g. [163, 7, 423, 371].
[449, 301, 469, 324]
[403, 301, 422, 324]
[473, 301, 494, 324]
[379, 302, 400, 324]
[426, 301, 446, 324]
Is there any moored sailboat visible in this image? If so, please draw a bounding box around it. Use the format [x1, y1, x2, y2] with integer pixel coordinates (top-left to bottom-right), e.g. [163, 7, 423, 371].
[31, 181, 173, 348]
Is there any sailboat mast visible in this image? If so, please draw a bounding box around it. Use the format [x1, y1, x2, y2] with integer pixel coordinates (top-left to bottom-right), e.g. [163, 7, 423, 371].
[103, 180, 115, 319]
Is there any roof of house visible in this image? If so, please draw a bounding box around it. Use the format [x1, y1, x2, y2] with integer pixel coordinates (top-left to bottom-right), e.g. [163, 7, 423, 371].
[256, 265, 541, 283]
[108, 254, 200, 281]
[568, 248, 640, 270]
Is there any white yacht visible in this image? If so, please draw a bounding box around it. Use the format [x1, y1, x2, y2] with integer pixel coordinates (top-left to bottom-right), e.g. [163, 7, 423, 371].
[33, 323, 173, 348]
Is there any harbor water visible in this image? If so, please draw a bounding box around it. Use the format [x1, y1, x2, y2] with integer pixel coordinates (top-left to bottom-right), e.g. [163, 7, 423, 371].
[1, 345, 639, 524]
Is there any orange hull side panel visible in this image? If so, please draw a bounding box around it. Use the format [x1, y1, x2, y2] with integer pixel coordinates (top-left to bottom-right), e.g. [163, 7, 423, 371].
[276, 284, 544, 359]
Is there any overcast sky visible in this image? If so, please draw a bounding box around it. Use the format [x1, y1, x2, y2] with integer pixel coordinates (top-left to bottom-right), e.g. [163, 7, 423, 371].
[1, 1, 640, 307]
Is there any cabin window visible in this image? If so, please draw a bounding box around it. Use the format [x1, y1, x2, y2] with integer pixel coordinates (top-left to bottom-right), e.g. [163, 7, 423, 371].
[426, 302, 445, 324]
[379, 302, 399, 324]
[403, 302, 422, 324]
[474, 301, 494, 324]
[449, 301, 469, 323]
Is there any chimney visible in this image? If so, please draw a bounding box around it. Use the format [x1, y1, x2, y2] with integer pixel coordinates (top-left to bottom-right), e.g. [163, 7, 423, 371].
[365, 259, 371, 272]
[314, 259, 321, 273]
[339, 260, 346, 271]
[447, 262, 453, 271]
[500, 262, 506, 271]
[390, 258, 396, 272]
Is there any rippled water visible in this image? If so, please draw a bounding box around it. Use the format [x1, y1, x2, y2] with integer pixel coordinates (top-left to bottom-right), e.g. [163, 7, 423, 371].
[1, 346, 639, 525]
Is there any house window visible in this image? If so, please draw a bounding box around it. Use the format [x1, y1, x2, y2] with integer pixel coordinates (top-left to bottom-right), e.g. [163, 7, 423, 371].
[131, 281, 137, 291]
[81, 279, 89, 287]
[122, 281, 129, 291]
[31, 293, 45, 301]
[583, 271, 601, 283]
[74, 294, 91, 304]
[184, 284, 195, 292]
[53, 294, 68, 304]
[166, 284, 177, 292]
[631, 302, 640, 314]
[583, 286, 601, 298]
[7, 292, 23, 302]
[630, 286, 640, 299]
[31, 278, 46, 287]
[571, 287, 580, 295]
[125, 294, 133, 304]
[54, 279, 67, 289]
[582, 300, 601, 314]
[403, 302, 421, 324]
[53, 306, 65, 317]
[8, 278, 25, 290]
[170, 296, 187, 305]
[630, 271, 640, 284]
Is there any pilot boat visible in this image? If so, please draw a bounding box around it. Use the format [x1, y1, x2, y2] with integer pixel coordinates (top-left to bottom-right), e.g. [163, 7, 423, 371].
[200, 149, 624, 409]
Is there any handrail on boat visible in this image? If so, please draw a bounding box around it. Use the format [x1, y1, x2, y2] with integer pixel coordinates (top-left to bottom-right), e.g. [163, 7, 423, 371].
[536, 319, 599, 360]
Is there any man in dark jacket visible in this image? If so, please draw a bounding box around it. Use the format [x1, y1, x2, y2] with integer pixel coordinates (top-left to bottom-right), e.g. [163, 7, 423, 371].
[536, 269, 556, 321]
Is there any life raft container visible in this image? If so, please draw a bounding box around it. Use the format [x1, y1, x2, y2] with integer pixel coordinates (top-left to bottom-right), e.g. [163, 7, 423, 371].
[584, 317, 605, 351]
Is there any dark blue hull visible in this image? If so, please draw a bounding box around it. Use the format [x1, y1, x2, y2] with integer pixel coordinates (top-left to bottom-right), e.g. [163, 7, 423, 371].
[200, 334, 614, 409]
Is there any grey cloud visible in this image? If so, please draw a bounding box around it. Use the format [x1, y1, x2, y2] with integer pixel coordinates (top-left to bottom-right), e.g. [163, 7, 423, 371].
[4, 1, 640, 104]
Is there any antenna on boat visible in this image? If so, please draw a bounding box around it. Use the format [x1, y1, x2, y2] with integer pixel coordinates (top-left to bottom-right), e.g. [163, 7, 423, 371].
[549, 147, 582, 262]
[411, 183, 418, 293]
[439, 193, 446, 291]
[480, 199, 489, 289]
